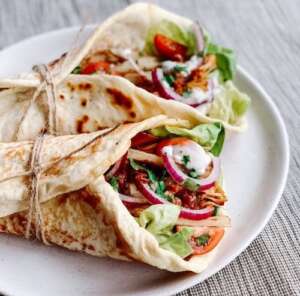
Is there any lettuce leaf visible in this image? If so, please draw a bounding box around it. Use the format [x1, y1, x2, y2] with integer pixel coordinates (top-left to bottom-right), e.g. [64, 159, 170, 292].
[144, 20, 196, 56]
[206, 42, 236, 81]
[208, 81, 251, 125]
[138, 205, 193, 258]
[151, 122, 225, 156]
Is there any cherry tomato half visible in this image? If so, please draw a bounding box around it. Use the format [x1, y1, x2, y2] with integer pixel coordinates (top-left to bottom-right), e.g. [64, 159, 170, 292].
[81, 61, 110, 74]
[154, 34, 187, 61]
[193, 228, 224, 255]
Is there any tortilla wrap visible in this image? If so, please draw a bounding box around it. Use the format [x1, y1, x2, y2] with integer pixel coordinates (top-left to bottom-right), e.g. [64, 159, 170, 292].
[0, 3, 248, 132]
[0, 115, 221, 273]
[0, 74, 227, 142]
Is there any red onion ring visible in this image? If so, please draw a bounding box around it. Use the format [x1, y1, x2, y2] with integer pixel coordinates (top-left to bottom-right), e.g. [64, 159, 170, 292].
[119, 193, 148, 208]
[106, 158, 122, 179]
[136, 182, 214, 220]
[192, 22, 205, 53]
[152, 68, 181, 100]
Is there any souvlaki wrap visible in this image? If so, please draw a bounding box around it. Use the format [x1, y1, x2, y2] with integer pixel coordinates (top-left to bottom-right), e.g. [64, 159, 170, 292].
[0, 3, 250, 132]
[0, 73, 226, 142]
[0, 115, 230, 273]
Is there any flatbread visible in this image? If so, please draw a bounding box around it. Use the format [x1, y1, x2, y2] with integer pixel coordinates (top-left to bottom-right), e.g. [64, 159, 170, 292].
[0, 115, 217, 273]
[0, 3, 247, 132]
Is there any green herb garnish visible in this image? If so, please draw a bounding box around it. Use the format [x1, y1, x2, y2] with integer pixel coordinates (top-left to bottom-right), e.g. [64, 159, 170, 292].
[109, 176, 119, 191]
[164, 74, 175, 86]
[182, 155, 190, 166]
[174, 65, 188, 73]
[196, 234, 210, 246]
[71, 66, 81, 74]
[129, 158, 170, 201]
[188, 168, 199, 178]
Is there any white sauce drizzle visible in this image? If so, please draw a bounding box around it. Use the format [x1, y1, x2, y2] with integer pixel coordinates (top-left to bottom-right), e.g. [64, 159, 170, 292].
[165, 143, 211, 176]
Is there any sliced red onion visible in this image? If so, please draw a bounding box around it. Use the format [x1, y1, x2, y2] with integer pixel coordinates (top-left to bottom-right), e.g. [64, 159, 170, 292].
[152, 68, 182, 101]
[162, 146, 220, 190]
[192, 22, 205, 53]
[135, 182, 167, 205]
[179, 206, 214, 220]
[106, 158, 122, 179]
[136, 182, 213, 220]
[106, 152, 128, 179]
[119, 193, 148, 207]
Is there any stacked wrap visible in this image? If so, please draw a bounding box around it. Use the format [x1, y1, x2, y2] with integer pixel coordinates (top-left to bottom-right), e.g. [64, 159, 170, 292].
[0, 116, 214, 273]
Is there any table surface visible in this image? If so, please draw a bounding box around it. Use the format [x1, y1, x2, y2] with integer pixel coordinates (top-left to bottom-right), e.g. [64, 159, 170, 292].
[0, 0, 299, 295]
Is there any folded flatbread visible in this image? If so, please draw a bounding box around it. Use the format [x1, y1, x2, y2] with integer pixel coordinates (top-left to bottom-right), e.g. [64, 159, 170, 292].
[0, 3, 250, 132]
[0, 116, 229, 273]
[0, 74, 221, 142]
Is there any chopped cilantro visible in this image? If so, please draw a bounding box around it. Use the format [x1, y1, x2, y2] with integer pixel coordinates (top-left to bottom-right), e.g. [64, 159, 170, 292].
[174, 65, 188, 73]
[182, 90, 192, 97]
[156, 180, 168, 199]
[182, 155, 190, 166]
[129, 158, 157, 183]
[147, 169, 158, 184]
[129, 158, 170, 201]
[188, 168, 199, 178]
[196, 234, 210, 246]
[71, 66, 81, 74]
[164, 74, 175, 86]
[109, 176, 119, 191]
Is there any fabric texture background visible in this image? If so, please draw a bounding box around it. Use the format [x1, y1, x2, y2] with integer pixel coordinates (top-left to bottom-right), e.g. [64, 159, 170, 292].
[0, 0, 299, 295]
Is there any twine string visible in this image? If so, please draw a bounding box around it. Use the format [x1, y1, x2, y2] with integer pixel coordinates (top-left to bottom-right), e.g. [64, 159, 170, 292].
[2, 126, 117, 243]
[9, 25, 104, 243]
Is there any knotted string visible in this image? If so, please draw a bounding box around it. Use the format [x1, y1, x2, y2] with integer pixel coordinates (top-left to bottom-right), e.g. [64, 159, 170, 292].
[24, 132, 48, 244]
[10, 25, 90, 242]
[13, 24, 91, 140]
[8, 24, 108, 243]
[32, 65, 57, 135]
[1, 126, 118, 243]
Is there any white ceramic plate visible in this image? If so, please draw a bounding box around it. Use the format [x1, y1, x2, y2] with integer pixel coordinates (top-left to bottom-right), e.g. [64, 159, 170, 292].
[0, 27, 289, 296]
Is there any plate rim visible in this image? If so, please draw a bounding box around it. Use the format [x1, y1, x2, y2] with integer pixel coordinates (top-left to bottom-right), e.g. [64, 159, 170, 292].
[0, 26, 290, 296]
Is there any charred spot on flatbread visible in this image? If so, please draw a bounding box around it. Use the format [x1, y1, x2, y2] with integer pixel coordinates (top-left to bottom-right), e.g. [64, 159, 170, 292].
[80, 97, 87, 107]
[107, 88, 133, 109]
[129, 111, 136, 118]
[66, 82, 75, 92]
[78, 83, 92, 91]
[76, 115, 89, 133]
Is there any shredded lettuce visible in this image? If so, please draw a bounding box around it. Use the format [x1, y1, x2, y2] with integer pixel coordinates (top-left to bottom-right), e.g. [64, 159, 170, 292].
[208, 81, 251, 125]
[144, 20, 197, 56]
[151, 122, 225, 156]
[138, 204, 193, 258]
